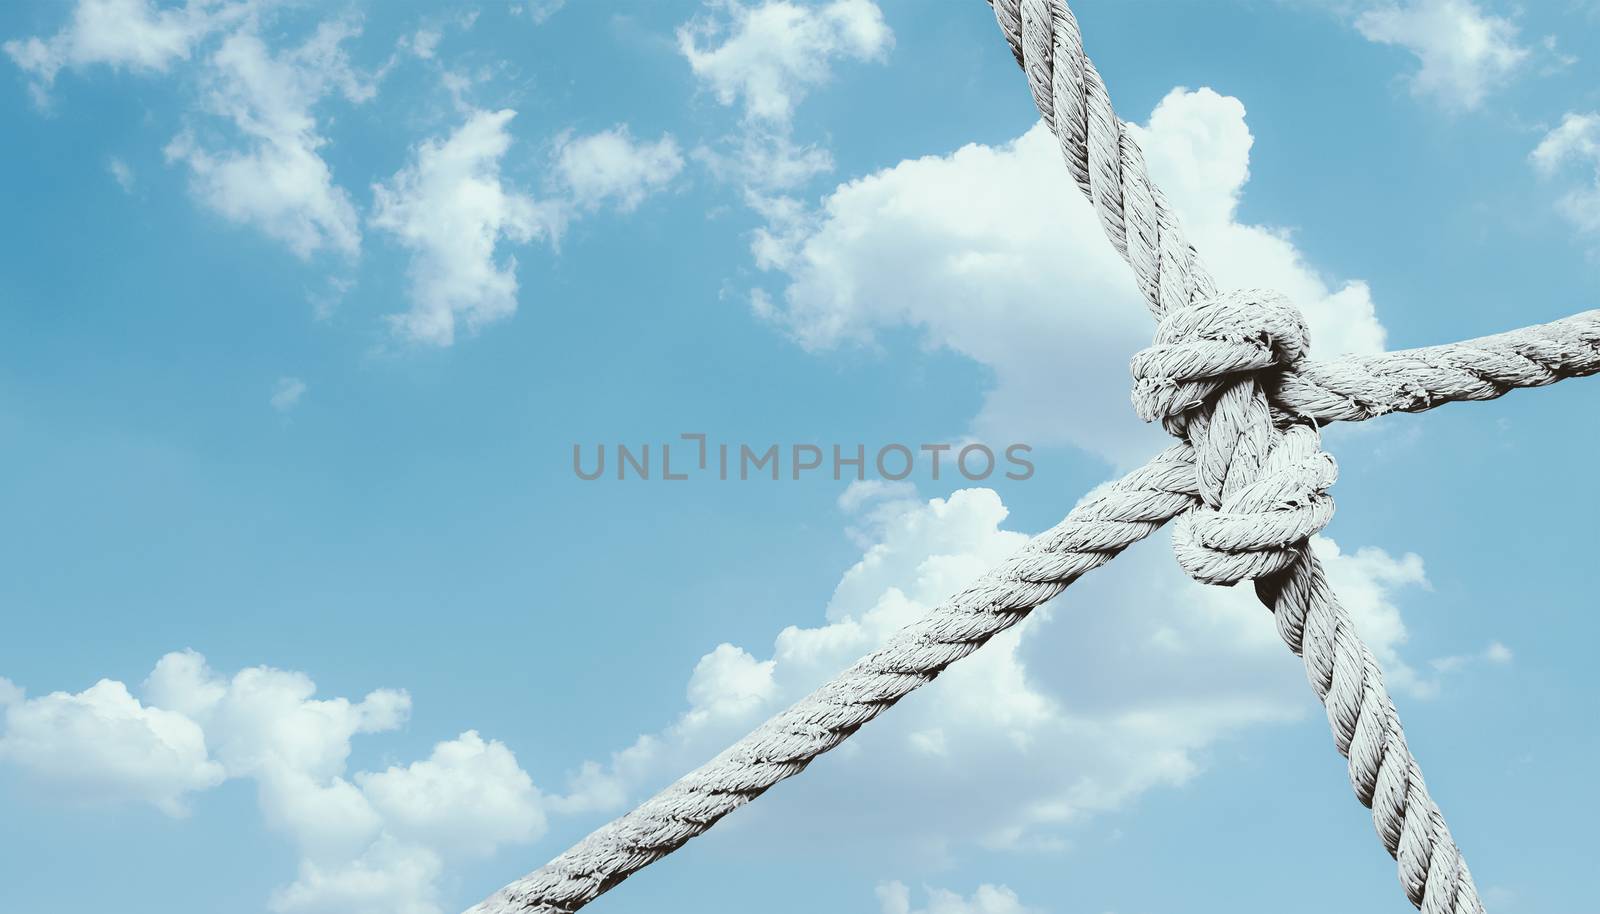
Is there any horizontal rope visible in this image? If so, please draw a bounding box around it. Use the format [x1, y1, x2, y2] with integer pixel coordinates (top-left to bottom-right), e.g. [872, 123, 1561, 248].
[1273, 309, 1600, 425]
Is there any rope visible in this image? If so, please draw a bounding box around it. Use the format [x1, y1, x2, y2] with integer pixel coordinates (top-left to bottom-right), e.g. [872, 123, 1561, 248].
[992, 0, 1213, 320]
[1004, 1, 1486, 908]
[466, 446, 1203, 914]
[1273, 310, 1600, 424]
[461, 5, 1600, 912]
[1129, 290, 1483, 912]
[1258, 551, 1483, 912]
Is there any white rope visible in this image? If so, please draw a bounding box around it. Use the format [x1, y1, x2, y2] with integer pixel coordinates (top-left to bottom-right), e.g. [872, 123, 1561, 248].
[1273, 310, 1600, 424]
[1001, 1, 1487, 908]
[1128, 290, 1482, 912]
[461, 5, 1600, 911]
[467, 446, 1203, 914]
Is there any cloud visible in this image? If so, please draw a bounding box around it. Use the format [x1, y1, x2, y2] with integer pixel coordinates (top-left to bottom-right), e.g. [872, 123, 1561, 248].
[371, 108, 560, 347]
[1354, 0, 1529, 110]
[679, 0, 891, 124]
[0, 678, 225, 815]
[545, 483, 1463, 861]
[877, 881, 1040, 914]
[356, 731, 544, 857]
[108, 156, 135, 192]
[270, 835, 444, 914]
[1431, 640, 1514, 675]
[1531, 112, 1600, 238]
[164, 21, 372, 259]
[680, 0, 892, 191]
[515, 0, 569, 25]
[10, 5, 378, 261]
[271, 376, 308, 412]
[0, 651, 544, 914]
[551, 125, 686, 213]
[751, 87, 1386, 467]
[2, 0, 234, 103]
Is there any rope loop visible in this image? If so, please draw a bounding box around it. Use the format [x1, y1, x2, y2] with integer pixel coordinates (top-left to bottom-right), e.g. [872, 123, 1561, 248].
[1130, 288, 1310, 428]
[1131, 288, 1336, 585]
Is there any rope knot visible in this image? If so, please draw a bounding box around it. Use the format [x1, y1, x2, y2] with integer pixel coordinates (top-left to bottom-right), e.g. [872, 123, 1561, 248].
[1130, 289, 1309, 428]
[1130, 289, 1336, 586]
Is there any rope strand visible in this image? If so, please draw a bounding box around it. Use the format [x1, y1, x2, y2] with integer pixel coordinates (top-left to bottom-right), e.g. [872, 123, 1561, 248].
[1274, 310, 1600, 424]
[994, 1, 1494, 910]
[466, 447, 1201, 914]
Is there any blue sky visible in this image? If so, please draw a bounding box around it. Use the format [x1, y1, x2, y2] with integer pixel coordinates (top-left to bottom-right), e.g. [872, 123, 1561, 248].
[1, 1, 1597, 913]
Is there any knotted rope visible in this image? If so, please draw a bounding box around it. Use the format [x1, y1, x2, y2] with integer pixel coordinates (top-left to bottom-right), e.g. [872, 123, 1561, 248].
[465, 5, 1600, 912]
[1129, 288, 1481, 912]
[1004, 0, 1482, 906]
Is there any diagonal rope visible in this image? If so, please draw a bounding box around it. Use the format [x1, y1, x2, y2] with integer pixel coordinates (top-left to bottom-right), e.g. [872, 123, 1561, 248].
[466, 446, 1202, 914]
[1258, 550, 1483, 912]
[992, 0, 1212, 320]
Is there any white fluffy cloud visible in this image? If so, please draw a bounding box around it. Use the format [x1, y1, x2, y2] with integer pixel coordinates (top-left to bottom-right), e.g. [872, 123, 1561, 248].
[372, 108, 561, 347]
[552, 125, 686, 213]
[877, 881, 1039, 914]
[0, 677, 224, 815]
[752, 87, 1386, 467]
[680, 0, 892, 190]
[0, 651, 544, 914]
[357, 731, 544, 857]
[165, 21, 372, 259]
[679, 0, 890, 124]
[8, 5, 375, 260]
[1532, 112, 1600, 238]
[2, 0, 233, 102]
[1354, 0, 1529, 110]
[544, 481, 1495, 863]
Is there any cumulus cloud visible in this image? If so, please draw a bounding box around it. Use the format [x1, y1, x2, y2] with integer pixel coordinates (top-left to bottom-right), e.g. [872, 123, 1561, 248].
[680, 0, 892, 190]
[271, 835, 445, 914]
[1531, 112, 1600, 239]
[877, 881, 1039, 914]
[357, 731, 544, 857]
[372, 108, 561, 347]
[541, 482, 1483, 862]
[1354, 0, 1529, 110]
[552, 125, 686, 213]
[165, 21, 373, 259]
[0, 678, 224, 815]
[752, 87, 1386, 467]
[0, 651, 544, 914]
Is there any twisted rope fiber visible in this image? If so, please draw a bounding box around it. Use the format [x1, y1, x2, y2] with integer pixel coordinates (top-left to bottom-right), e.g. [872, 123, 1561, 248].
[1273, 309, 1600, 425]
[1129, 292, 1483, 913]
[462, 5, 1600, 912]
[1002, 0, 1484, 908]
[467, 447, 1203, 914]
